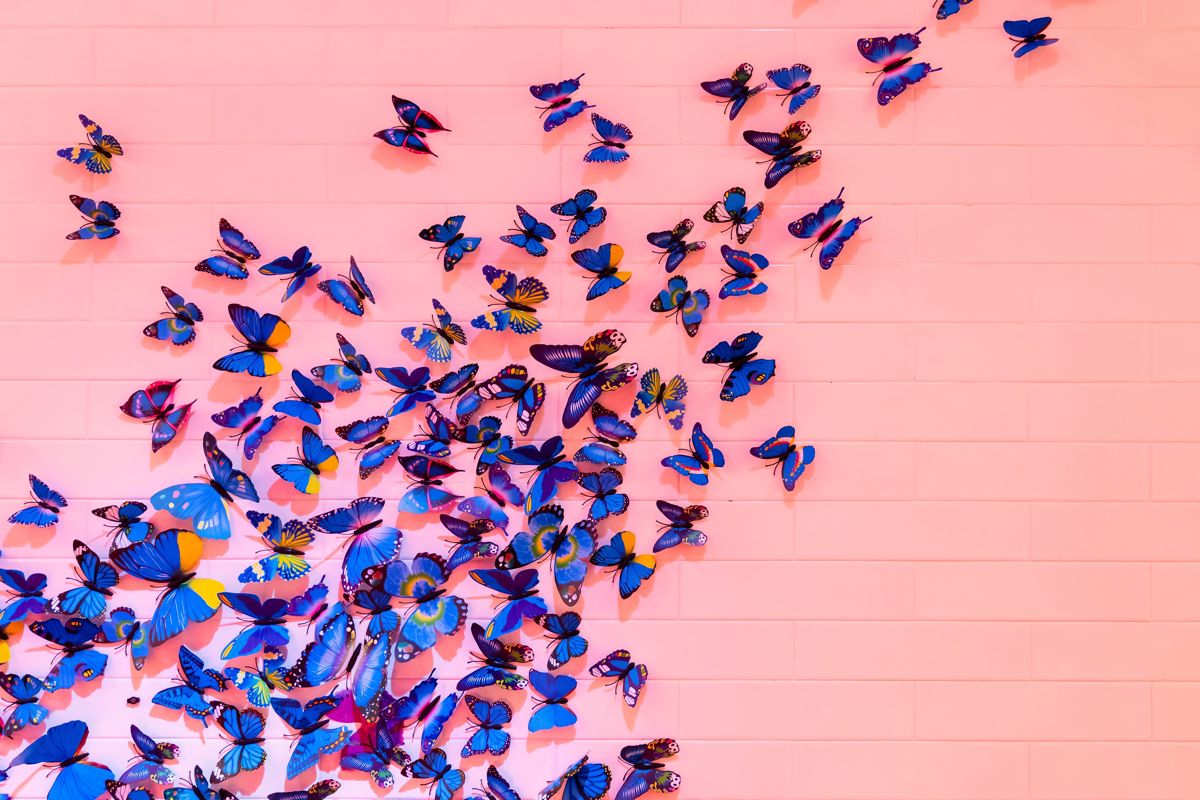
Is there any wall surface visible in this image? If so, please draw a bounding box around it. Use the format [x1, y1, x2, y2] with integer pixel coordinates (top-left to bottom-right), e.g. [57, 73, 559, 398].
[0, 1, 1198, 799]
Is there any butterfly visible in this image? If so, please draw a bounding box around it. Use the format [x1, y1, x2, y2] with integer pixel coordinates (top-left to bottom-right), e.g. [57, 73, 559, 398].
[498, 435, 580, 511]
[403, 299, 467, 363]
[0, 567, 47, 625]
[336, 416, 403, 480]
[858, 27, 941, 105]
[196, 218, 260, 280]
[461, 696, 512, 758]
[539, 756, 612, 800]
[375, 95, 450, 155]
[527, 670, 577, 732]
[550, 189, 606, 243]
[591, 531, 656, 599]
[210, 388, 279, 460]
[616, 740, 681, 800]
[703, 187, 763, 245]
[530, 74, 593, 131]
[440, 514, 498, 571]
[29, 617, 107, 692]
[471, 265, 549, 335]
[212, 303, 291, 377]
[419, 215, 481, 272]
[218, 591, 301, 659]
[661, 421, 724, 487]
[120, 379, 194, 454]
[46, 540, 118, 620]
[341, 720, 409, 789]
[57, 114, 123, 173]
[65, 194, 120, 239]
[382, 673, 460, 754]
[646, 219, 706, 273]
[119, 725, 179, 785]
[470, 568, 549, 639]
[377, 365, 436, 417]
[589, 649, 648, 708]
[498, 504, 596, 605]
[631, 368, 687, 429]
[144, 286, 203, 346]
[471, 364, 545, 435]
[398, 455, 462, 515]
[208, 702, 267, 783]
[310, 497, 402, 593]
[530, 329, 639, 429]
[456, 622, 532, 691]
[586, 114, 633, 163]
[574, 403, 637, 466]
[151, 432, 258, 540]
[700, 62, 765, 120]
[469, 766, 522, 800]
[164, 765, 238, 800]
[573, 243, 630, 300]
[1006, 17, 1058, 57]
[767, 63, 821, 113]
[8, 474, 66, 528]
[272, 427, 339, 495]
[283, 601, 357, 689]
[935, 0, 972, 19]
[240, 510, 315, 583]
[110, 529, 224, 645]
[313, 332, 373, 392]
[0, 673, 49, 737]
[751, 425, 816, 491]
[319, 256, 375, 316]
[151, 645, 227, 725]
[268, 780, 342, 800]
[458, 464, 524, 532]
[703, 330, 777, 401]
[651, 276, 709, 338]
[368, 554, 468, 662]
[577, 468, 628, 522]
[271, 696, 350, 780]
[260, 245, 321, 302]
[273, 369, 334, 426]
[406, 749, 465, 800]
[719, 244, 770, 298]
[654, 500, 709, 552]
[8, 721, 114, 800]
[459, 416, 512, 475]
[538, 611, 589, 670]
[222, 648, 288, 709]
[96, 606, 150, 671]
[432, 363, 482, 422]
[500, 205, 556, 257]
[788, 186, 872, 270]
[742, 120, 821, 189]
[93, 501, 154, 545]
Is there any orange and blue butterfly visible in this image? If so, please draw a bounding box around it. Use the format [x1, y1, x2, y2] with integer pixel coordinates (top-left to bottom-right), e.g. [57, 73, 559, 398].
[751, 425, 816, 491]
[573, 243, 630, 301]
[375, 95, 449, 156]
[631, 368, 687, 430]
[471, 265, 549, 335]
[65, 194, 119, 240]
[57, 114, 122, 173]
[590, 531, 656, 600]
[272, 426, 338, 495]
[213, 303, 291, 377]
[402, 299, 467, 363]
[661, 421, 724, 486]
[196, 218, 260, 280]
[651, 275, 709, 338]
[144, 286, 203, 346]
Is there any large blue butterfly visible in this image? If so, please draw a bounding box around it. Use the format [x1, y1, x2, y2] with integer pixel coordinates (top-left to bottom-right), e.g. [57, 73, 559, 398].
[121, 380, 194, 454]
[273, 426, 339, 495]
[589, 649, 649, 708]
[456, 622, 532, 692]
[375, 95, 449, 155]
[271, 695, 350, 780]
[402, 299, 467, 363]
[0, 673, 49, 736]
[368, 554, 468, 662]
[95, 606, 149, 671]
[457, 464, 524, 532]
[654, 500, 709, 552]
[574, 403, 637, 466]
[46, 540, 118, 620]
[646, 219, 706, 273]
[703, 186, 762, 245]
[65, 194, 120, 239]
[8, 474, 66, 527]
[240, 510, 314, 583]
[209, 702, 267, 783]
[57, 114, 122, 173]
[576, 468, 628, 522]
[381, 673, 459, 754]
[319, 255, 375, 316]
[498, 436, 580, 512]
[313, 332, 373, 393]
[751, 425, 816, 491]
[28, 618, 107, 692]
[273, 368, 335, 426]
[539, 611, 589, 671]
[461, 696, 512, 758]
[585, 114, 633, 164]
[419, 215, 481, 272]
[282, 600, 356, 689]
[788, 187, 872, 270]
[110, 529, 224, 645]
[310, 497, 402, 593]
[151, 432, 258, 540]
[742, 120, 821, 189]
[377, 365, 436, 417]
[530, 329, 638, 429]
[259, 245, 321, 302]
[766, 63, 821, 113]
[92, 500, 154, 545]
[719, 244, 770, 298]
[119, 725, 179, 786]
[540, 755, 612, 800]
[590, 531, 656, 600]
[703, 330, 777, 401]
[471, 364, 545, 435]
[151, 645, 227, 726]
[468, 568, 548, 639]
[8, 721, 114, 800]
[573, 243, 631, 301]
[212, 303, 291, 377]
[500, 205, 556, 257]
[700, 62, 765, 120]
[405, 749, 465, 800]
[210, 388, 279, 460]
[651, 275, 709, 337]
[0, 567, 47, 625]
[336, 416, 403, 480]
[398, 454, 462, 515]
[857, 27, 941, 105]
[144, 285, 203, 346]
[616, 739, 681, 800]
[497, 504, 595, 605]
[195, 218, 259, 280]
[530, 74, 593, 131]
[661, 421, 725, 487]
[1005, 17, 1058, 57]
[551, 189, 606, 243]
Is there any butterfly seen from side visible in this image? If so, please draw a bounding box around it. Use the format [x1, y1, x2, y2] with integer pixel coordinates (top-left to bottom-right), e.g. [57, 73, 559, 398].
[420, 215, 482, 272]
[530, 74, 594, 131]
[313, 332, 373, 393]
[120, 380, 194, 453]
[268, 780, 342, 800]
[319, 255, 375, 316]
[456, 622, 533, 691]
[586, 114, 633, 163]
[654, 500, 708, 552]
[539, 755, 612, 800]
[1005, 17, 1058, 57]
[8, 720, 114, 800]
[699, 63, 765, 120]
[375, 96, 450, 155]
[144, 286, 203, 346]
[574, 403, 637, 466]
[788, 186, 872, 270]
[57, 114, 122, 173]
[935, 0, 973, 19]
[703, 330, 777, 401]
[742, 121, 821, 189]
[767, 63, 822, 113]
[857, 27, 941, 105]
[196, 218, 260, 280]
[119, 725, 179, 786]
[440, 513, 498, 570]
[498, 435, 580, 511]
[66, 194, 120, 240]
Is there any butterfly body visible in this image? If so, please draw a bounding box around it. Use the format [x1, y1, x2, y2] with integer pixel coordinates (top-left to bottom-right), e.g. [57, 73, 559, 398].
[539, 611, 589, 670]
[310, 496, 402, 593]
[471, 364, 545, 435]
[152, 645, 226, 725]
[742, 121, 821, 189]
[574, 403, 637, 466]
[58, 114, 122, 173]
[497, 504, 596, 604]
[787, 186, 872, 270]
[0, 673, 50, 736]
[313, 332, 373, 393]
[376, 96, 449, 155]
[577, 468, 628, 522]
[616, 739, 681, 800]
[274, 369, 334, 425]
[456, 622, 533, 691]
[857, 27, 941, 105]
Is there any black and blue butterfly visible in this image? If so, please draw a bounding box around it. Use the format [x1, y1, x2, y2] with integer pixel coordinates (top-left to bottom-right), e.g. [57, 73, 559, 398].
[654, 500, 709, 552]
[703, 330, 777, 401]
[375, 96, 450, 155]
[432, 363, 482, 422]
[92, 501, 154, 545]
[631, 368, 687, 430]
[144, 286, 203, 346]
[788, 186, 872, 270]
[0, 567, 47, 625]
[591, 532, 656, 600]
[459, 416, 512, 475]
[574, 403, 637, 466]
[589, 649, 648, 708]
[151, 645, 227, 726]
[7, 720, 114, 800]
[456, 622, 532, 691]
[530, 329, 639, 429]
[271, 695, 350, 780]
[240, 510, 315, 583]
[1005, 17, 1058, 57]
[440, 514, 498, 571]
[0, 672, 49, 737]
[703, 187, 763, 245]
[46, 540, 118, 620]
[398, 454, 462, 515]
[457, 464, 524, 532]
[403, 299, 467, 363]
[700, 63, 765, 120]
[210, 388, 279, 460]
[661, 421, 724, 487]
[538, 611, 589, 671]
[498, 435, 580, 511]
[267, 780, 342, 800]
[500, 205, 556, 257]
[471, 265, 549, 335]
[742, 120, 821, 189]
[209, 702, 267, 783]
[497, 504, 596, 605]
[57, 114, 122, 173]
[313, 332, 373, 393]
[858, 27, 941, 105]
[405, 749, 465, 800]
[8, 474, 66, 527]
[29, 617, 108, 692]
[540, 755, 612, 800]
[935, 0, 972, 19]
[336, 416, 403, 480]
[121, 379, 194, 454]
[271, 425, 339, 494]
[196, 218, 260, 280]
[165, 765, 239, 800]
[615, 739, 681, 800]
[319, 256, 375, 316]
[96, 606, 149, 671]
[469, 568, 548, 639]
[651, 276, 709, 338]
[260, 245, 322, 302]
[751, 425, 816, 491]
[309, 496, 402, 593]
[470, 364, 545, 435]
[274, 368, 334, 426]
[646, 219, 706, 273]
[119, 725, 178, 786]
[766, 63, 821, 113]
[586, 114, 633, 163]
[419, 215, 481, 272]
[282, 601, 357, 689]
[468, 766, 521, 800]
[530, 74, 593, 131]
[218, 591, 304, 660]
[151, 432, 258, 540]
[577, 468, 629, 522]
[573, 243, 631, 301]
[551, 189, 606, 243]
[212, 303, 291, 377]
[528, 670, 577, 732]
[65, 194, 119, 239]
[377, 365, 436, 418]
[719, 244, 770, 298]
[461, 696, 512, 758]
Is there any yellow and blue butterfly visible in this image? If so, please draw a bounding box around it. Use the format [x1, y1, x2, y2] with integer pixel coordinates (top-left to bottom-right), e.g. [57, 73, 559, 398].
[402, 299, 467, 363]
[212, 303, 291, 377]
[572, 243, 631, 301]
[590, 531, 656, 600]
[143, 286, 203, 346]
[471, 265, 549, 335]
[239, 511, 314, 583]
[57, 114, 122, 173]
[222, 648, 288, 710]
[630, 368, 687, 430]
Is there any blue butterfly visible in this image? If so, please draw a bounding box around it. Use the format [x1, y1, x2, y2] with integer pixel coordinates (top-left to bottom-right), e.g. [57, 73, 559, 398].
[274, 369, 335, 426]
[151, 645, 227, 726]
[703, 330, 777, 401]
[461, 696, 511, 757]
[336, 416, 403, 480]
[341, 720, 410, 789]
[646, 219, 706, 273]
[46, 540, 118, 620]
[382, 673, 459, 754]
[651, 275, 709, 338]
[539, 611, 589, 670]
[222, 648, 288, 709]
[661, 421, 725, 487]
[419, 215, 481, 272]
[402, 299, 467, 363]
[700, 62, 765, 120]
[471, 364, 545, 435]
[313, 332, 373, 393]
[267, 781, 341, 800]
[935, 0, 973, 19]
[282, 601, 357, 689]
[742, 120, 822, 189]
[590, 531, 656, 600]
[57, 114, 122, 173]
[212, 303, 291, 377]
[218, 591, 303, 659]
[240, 510, 315, 583]
[1005, 17, 1058, 57]
[0, 673, 49, 736]
[616, 739, 681, 800]
[456, 622, 532, 692]
[528, 670, 577, 732]
[751, 425, 816, 491]
[574, 403, 637, 466]
[92, 501, 154, 545]
[573, 243, 631, 301]
[0, 567, 47, 625]
[468, 568, 548, 639]
[497, 504, 596, 605]
[119, 725, 179, 786]
[459, 416, 511, 476]
[377, 365, 436, 417]
[121, 380, 194, 454]
[271, 696, 350, 780]
[540, 756, 612, 800]
[468, 766, 521, 800]
[195, 218, 259, 280]
[375, 95, 449, 155]
[703, 186, 763, 245]
[631, 368, 687, 430]
[719, 244, 770, 298]
[210, 388, 280, 460]
[472, 265, 550, 335]
[273, 426, 339, 495]
[440, 514, 498, 571]
[530, 330, 639, 429]
[654, 500, 709, 552]
[406, 749, 465, 800]
[500, 205, 556, 257]
[410, 404, 460, 459]
[498, 436, 580, 511]
[151, 432, 258, 540]
[576, 468, 629, 522]
[29, 617, 107, 692]
[766, 63, 821, 113]
[551, 189, 606, 243]
[259, 245, 322, 302]
[585, 114, 633, 164]
[589, 649, 648, 708]
[7, 474, 65, 527]
[432, 363, 481, 422]
[370, 554, 468, 662]
[787, 187, 872, 270]
[457, 464, 524, 532]
[8, 721, 114, 800]
[110, 529, 224, 645]
[530, 74, 593, 131]
[165, 765, 239, 800]
[310, 497, 402, 593]
[96, 606, 149, 671]
[65, 194, 120, 239]
[398, 454, 462, 515]
[209, 702, 267, 783]
[352, 588, 399, 646]
[857, 27, 941, 105]
[319, 256, 375, 316]
[144, 285, 203, 346]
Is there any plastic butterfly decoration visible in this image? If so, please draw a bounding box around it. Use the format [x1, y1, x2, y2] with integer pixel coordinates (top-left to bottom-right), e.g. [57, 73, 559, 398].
[268, 780, 342, 800]
[788, 186, 872, 269]
[530, 329, 639, 429]
[586, 114, 633, 164]
[703, 187, 763, 244]
[196, 218, 261, 280]
[409, 402, 460, 460]
[210, 388, 279, 460]
[857, 27, 941, 105]
[530, 74, 594, 131]
[1005, 17, 1058, 57]
[274, 369, 334, 425]
[457, 463, 525, 532]
[742, 120, 821, 189]
[461, 695, 512, 758]
[340, 720, 408, 789]
[313, 332, 373, 393]
[539, 755, 612, 800]
[654, 500, 709, 552]
[572, 243, 631, 301]
[212, 303, 292, 377]
[319, 256, 376, 316]
[66, 194, 120, 240]
[651, 275, 709, 338]
[577, 468, 629, 522]
[164, 765, 238, 800]
[144, 286, 204, 346]
[440, 513, 498, 571]
[471, 265, 550, 335]
[7, 474, 66, 528]
[539, 611, 589, 670]
[631, 368, 687, 430]
[590, 649, 649, 708]
[469, 568, 549, 640]
[151, 432, 258, 540]
[646, 219, 706, 273]
[398, 454, 462, 515]
[120, 380, 194, 453]
[7, 720, 115, 800]
[375, 95, 450, 155]
[0, 673, 50, 736]
[119, 725, 179, 785]
[271, 695, 350, 780]
[283, 600, 356, 689]
[369, 554, 469, 662]
[420, 215, 482, 272]
[469, 765, 521, 800]
[218, 590, 308, 660]
[460, 415, 513, 476]
[336, 416, 403, 480]
[719, 244, 770, 298]
[551, 189, 606, 243]
[500, 205, 557, 257]
[151, 645, 227, 725]
[209, 701, 268, 782]
[0, 567, 48, 624]
[767, 63, 822, 113]
[527, 669, 578, 732]
[471, 364, 545, 435]
[699, 62, 765, 120]
[406, 748, 465, 800]
[935, 0, 972, 19]
[96, 606, 150, 671]
[751, 425, 816, 491]
[271, 427, 339, 495]
[402, 299, 468, 363]
[498, 504, 596, 604]
[456, 622, 533, 691]
[92, 501, 154, 545]
[310, 496, 402, 593]
[57, 114, 123, 173]
[702, 330, 777, 401]
[45, 540, 119, 620]
[29, 617, 107, 692]
[591, 531, 656, 600]
[222, 647, 288, 709]
[259, 246, 322, 302]
[661, 421, 725, 487]
[377, 365, 436, 417]
[616, 739, 681, 800]
[432, 363, 482, 422]
[574, 403, 637, 466]
[498, 435, 580, 511]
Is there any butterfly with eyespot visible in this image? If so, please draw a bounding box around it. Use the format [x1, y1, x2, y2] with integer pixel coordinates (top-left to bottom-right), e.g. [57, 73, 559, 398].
[459, 416, 512, 476]
[654, 500, 708, 552]
[651, 275, 708, 338]
[440, 513, 498, 571]
[700, 63, 765, 120]
[530, 74, 594, 132]
[500, 205, 557, 257]
[0, 673, 49, 737]
[616, 739, 681, 800]
[497, 504, 596, 605]
[703, 330, 777, 401]
[96, 607, 150, 671]
[935, 0, 972, 19]
[93, 501, 154, 546]
[30, 617, 107, 692]
[751, 425, 816, 491]
[319, 256, 375, 316]
[661, 421, 724, 487]
[66, 194, 120, 240]
[196, 218, 260, 280]
[313, 332, 373, 393]
[788, 186, 872, 270]
[538, 612, 589, 671]
[858, 27, 941, 105]
[336, 416, 403, 480]
[457, 464, 524, 532]
[402, 299, 467, 363]
[468, 765, 522, 800]
[341, 720, 409, 789]
[239, 512, 314, 584]
[1005, 17, 1058, 57]
[590, 649, 648, 708]
[274, 369, 334, 426]
[469, 363, 545, 435]
[551, 189, 606, 243]
[574, 403, 637, 466]
[119, 725, 179, 786]
[121, 380, 194, 453]
[57, 114, 122, 173]
[150, 432, 258, 540]
[767, 63, 821, 113]
[260, 245, 321, 302]
[530, 329, 639, 429]
[586, 114, 633, 164]
[703, 187, 763, 245]
[375, 95, 449, 155]
[409, 404, 460, 459]
[573, 243, 630, 301]
[719, 244, 769, 298]
[471, 265, 549, 335]
[539, 756, 612, 800]
[213, 303, 291, 377]
[45, 540, 118, 620]
[144, 286, 203, 346]
[151, 645, 227, 726]
[420, 215, 482, 272]
[456, 622, 532, 691]
[646, 219, 706, 273]
[632, 368, 687, 430]
[7, 474, 66, 528]
[365, 554, 468, 663]
[742, 121, 821, 189]
[210, 388, 279, 460]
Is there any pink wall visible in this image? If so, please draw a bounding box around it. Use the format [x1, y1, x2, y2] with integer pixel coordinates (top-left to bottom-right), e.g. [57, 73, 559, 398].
[0, 0, 1197, 798]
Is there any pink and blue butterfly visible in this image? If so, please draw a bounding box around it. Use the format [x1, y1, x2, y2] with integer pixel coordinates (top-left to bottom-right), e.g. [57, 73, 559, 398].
[651, 275, 709, 338]
[857, 27, 941, 105]
[573, 243, 631, 301]
[590, 532, 656, 600]
[654, 500, 708, 552]
[335, 416, 403, 480]
[469, 568, 548, 639]
[309, 497, 401, 594]
[551, 189, 606, 243]
[574, 403, 637, 466]
[1005, 17, 1058, 57]
[497, 504, 595, 605]
[419, 215, 481, 272]
[719, 245, 770, 298]
[313, 332, 373, 393]
[259, 245, 322, 302]
[500, 205, 556, 257]
[527, 670, 577, 733]
[440, 514, 498, 571]
[65, 194, 119, 240]
[45, 540, 117, 620]
[7, 721, 114, 800]
[119, 725, 178, 786]
[530, 74, 593, 132]
[29, 617, 108, 692]
[585, 114, 633, 163]
[340, 720, 408, 789]
[456, 622, 532, 691]
[398, 454, 462, 515]
[750, 425, 816, 491]
[211, 388, 280, 460]
[766, 63, 821, 113]
[589, 649, 648, 708]
[143, 285, 203, 346]
[646, 219, 706, 274]
[661, 421, 724, 487]
[318, 255, 375, 316]
[375, 96, 449, 156]
[209, 702, 267, 782]
[150, 432, 258, 540]
[7, 474, 66, 528]
[577, 468, 628, 522]
[212, 303, 291, 377]
[539, 611, 589, 671]
[700, 62, 765, 120]
[151, 645, 226, 726]
[787, 186, 872, 270]
[498, 435, 580, 511]
[270, 695, 349, 780]
[470, 364, 544, 435]
[274, 369, 334, 426]
[195, 218, 260, 280]
[742, 121, 821, 189]
[377, 365, 436, 417]
[702, 330, 776, 401]
[120, 380, 194, 454]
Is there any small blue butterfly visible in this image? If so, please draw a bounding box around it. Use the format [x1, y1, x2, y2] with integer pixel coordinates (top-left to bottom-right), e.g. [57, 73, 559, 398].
[654, 500, 709, 553]
[45, 540, 118, 620]
[576, 468, 628, 521]
[151, 432, 258, 540]
[646, 219, 705, 273]
[309, 497, 401, 594]
[376, 365, 435, 417]
[551, 189, 606, 243]
[1005, 17, 1058, 57]
[585, 114, 633, 164]
[65, 194, 119, 240]
[318, 255, 375, 316]
[151, 645, 226, 726]
[143, 285, 203, 346]
[273, 369, 334, 426]
[419, 215, 481, 272]
[766, 63, 821, 113]
[702, 186, 762, 245]
[787, 187, 872, 270]
[719, 244, 770, 298]
[119, 725, 179, 786]
[0, 673, 49, 736]
[270, 695, 349, 780]
[259, 245, 322, 302]
[590, 648, 649, 708]
[574, 403, 637, 466]
[500, 205, 556, 257]
[29, 617, 107, 692]
[857, 27, 941, 105]
[210, 388, 280, 460]
[743, 121, 821, 189]
[406, 749, 464, 800]
[91, 501, 154, 545]
[336, 416, 403, 480]
[651, 275, 708, 338]
[470, 364, 544, 435]
[750, 425, 816, 491]
[208, 702, 268, 782]
[540, 756, 612, 800]
[527, 670, 577, 732]
[312, 332, 373, 393]
[402, 299, 467, 363]
[661, 421, 724, 487]
[440, 513, 498, 571]
[456, 622, 532, 691]
[530, 74, 594, 131]
[461, 695, 512, 758]
[398, 454, 462, 515]
[702, 330, 777, 401]
[538, 611, 589, 671]
[468, 568, 548, 639]
[195, 218, 260, 279]
[7, 474, 66, 527]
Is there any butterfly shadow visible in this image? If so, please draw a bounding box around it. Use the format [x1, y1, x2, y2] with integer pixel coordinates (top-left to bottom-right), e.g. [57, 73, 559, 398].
[790, 0, 818, 16]
[872, 96, 911, 130]
[215, 763, 266, 797]
[265, 480, 321, 517]
[1014, 47, 1062, 81]
[2, 522, 57, 549]
[581, 160, 632, 186]
[61, 236, 120, 265]
[370, 143, 438, 175]
[526, 723, 574, 752]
